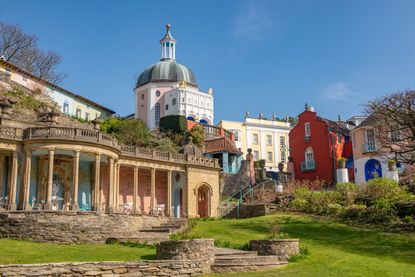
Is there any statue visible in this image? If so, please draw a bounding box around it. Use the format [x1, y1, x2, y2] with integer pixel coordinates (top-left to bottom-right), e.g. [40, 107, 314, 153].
[246, 148, 256, 186]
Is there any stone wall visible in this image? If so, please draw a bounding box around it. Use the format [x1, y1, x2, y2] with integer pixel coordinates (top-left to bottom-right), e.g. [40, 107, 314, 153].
[0, 211, 168, 244]
[156, 239, 215, 270]
[250, 239, 300, 261]
[0, 260, 208, 276]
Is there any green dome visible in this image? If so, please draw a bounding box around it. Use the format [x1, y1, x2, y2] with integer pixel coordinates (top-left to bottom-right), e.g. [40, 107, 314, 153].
[136, 59, 198, 89]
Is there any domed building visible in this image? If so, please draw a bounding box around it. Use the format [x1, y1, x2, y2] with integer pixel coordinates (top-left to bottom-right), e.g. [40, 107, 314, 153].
[135, 24, 214, 129]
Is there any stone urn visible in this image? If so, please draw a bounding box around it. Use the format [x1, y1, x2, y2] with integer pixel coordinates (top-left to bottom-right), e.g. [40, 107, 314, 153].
[338, 158, 346, 169]
[92, 118, 102, 130]
[250, 239, 300, 261]
[48, 111, 60, 124]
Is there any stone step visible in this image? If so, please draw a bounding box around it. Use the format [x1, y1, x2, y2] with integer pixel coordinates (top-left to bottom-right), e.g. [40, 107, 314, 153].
[213, 255, 287, 273]
[154, 224, 182, 229]
[139, 228, 170, 233]
[214, 247, 258, 257]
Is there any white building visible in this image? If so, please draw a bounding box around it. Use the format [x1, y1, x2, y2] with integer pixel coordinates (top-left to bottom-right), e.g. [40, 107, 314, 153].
[134, 24, 214, 129]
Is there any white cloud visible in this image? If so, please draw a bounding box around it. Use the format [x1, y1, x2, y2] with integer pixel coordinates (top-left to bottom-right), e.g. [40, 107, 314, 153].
[321, 81, 353, 101]
[233, 0, 274, 40]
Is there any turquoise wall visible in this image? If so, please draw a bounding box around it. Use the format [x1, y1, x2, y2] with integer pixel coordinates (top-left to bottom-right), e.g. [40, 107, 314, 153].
[78, 161, 92, 211]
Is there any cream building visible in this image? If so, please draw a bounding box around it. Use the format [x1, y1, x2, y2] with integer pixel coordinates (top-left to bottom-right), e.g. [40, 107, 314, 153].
[217, 114, 291, 172]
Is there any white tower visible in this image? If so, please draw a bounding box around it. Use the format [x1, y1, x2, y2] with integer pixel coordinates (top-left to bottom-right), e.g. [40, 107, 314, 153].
[160, 24, 176, 60]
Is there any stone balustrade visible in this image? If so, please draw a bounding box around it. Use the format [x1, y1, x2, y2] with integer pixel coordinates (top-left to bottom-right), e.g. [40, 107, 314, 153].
[23, 126, 119, 148]
[0, 126, 23, 140]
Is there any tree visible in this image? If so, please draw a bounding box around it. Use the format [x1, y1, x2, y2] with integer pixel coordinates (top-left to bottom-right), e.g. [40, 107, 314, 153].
[366, 90, 415, 165]
[117, 119, 151, 147]
[188, 125, 205, 147]
[0, 22, 66, 84]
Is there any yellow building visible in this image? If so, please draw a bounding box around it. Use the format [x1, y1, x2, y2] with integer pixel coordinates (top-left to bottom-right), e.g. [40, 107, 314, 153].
[217, 114, 291, 171]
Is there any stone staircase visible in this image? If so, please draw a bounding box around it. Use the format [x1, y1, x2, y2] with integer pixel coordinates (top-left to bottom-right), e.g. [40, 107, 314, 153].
[106, 218, 188, 244]
[212, 247, 287, 273]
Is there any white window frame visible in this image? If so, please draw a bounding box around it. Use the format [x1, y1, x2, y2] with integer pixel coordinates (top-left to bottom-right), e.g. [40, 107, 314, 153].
[252, 133, 259, 145]
[305, 122, 311, 137]
[253, 150, 259, 161]
[266, 135, 272, 146]
[267, 152, 273, 163]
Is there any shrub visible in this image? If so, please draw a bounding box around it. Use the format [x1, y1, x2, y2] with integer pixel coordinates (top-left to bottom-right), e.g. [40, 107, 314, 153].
[364, 199, 397, 223]
[336, 182, 358, 205]
[285, 178, 327, 194]
[340, 204, 367, 221]
[188, 125, 204, 147]
[159, 115, 187, 134]
[100, 117, 122, 134]
[360, 178, 412, 203]
[307, 191, 342, 215]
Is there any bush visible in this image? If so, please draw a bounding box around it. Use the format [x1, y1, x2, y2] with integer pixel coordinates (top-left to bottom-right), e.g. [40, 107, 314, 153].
[159, 115, 187, 134]
[364, 199, 397, 223]
[360, 178, 411, 203]
[340, 204, 367, 221]
[285, 178, 327, 194]
[307, 191, 342, 215]
[336, 182, 358, 205]
[188, 125, 204, 147]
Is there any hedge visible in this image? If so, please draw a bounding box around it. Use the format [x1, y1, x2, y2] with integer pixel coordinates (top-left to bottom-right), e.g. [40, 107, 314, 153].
[159, 115, 187, 134]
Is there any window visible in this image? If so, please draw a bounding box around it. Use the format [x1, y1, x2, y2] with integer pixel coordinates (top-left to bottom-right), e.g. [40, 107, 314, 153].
[155, 103, 161, 127]
[305, 147, 314, 162]
[252, 134, 259, 145]
[172, 98, 177, 105]
[266, 135, 272, 146]
[85, 112, 90, 121]
[365, 129, 376, 151]
[63, 102, 69, 114]
[232, 130, 241, 142]
[165, 104, 169, 110]
[141, 94, 144, 100]
[280, 136, 286, 146]
[391, 130, 400, 142]
[253, 151, 259, 161]
[280, 136, 287, 163]
[156, 90, 161, 97]
[76, 109, 81, 118]
[337, 134, 342, 144]
[182, 97, 185, 102]
[305, 122, 311, 137]
[267, 152, 273, 163]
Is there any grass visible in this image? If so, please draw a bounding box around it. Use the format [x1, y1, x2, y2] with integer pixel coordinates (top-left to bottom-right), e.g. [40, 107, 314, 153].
[1, 213, 414, 277]
[0, 240, 156, 264]
[187, 213, 415, 277]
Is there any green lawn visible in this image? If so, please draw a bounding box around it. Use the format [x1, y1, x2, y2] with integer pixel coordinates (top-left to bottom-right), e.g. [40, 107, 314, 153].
[0, 239, 156, 264]
[188, 213, 415, 277]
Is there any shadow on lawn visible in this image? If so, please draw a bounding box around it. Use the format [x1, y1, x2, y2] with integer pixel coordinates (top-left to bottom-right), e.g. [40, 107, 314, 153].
[223, 215, 415, 265]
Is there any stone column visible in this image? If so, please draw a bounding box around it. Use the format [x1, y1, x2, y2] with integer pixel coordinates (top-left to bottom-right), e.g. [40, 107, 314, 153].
[21, 150, 32, 210]
[0, 156, 5, 208]
[7, 151, 18, 211]
[106, 157, 114, 213]
[167, 170, 172, 216]
[44, 149, 55, 210]
[71, 151, 80, 211]
[133, 166, 138, 214]
[92, 154, 101, 211]
[150, 168, 156, 215]
[114, 163, 120, 212]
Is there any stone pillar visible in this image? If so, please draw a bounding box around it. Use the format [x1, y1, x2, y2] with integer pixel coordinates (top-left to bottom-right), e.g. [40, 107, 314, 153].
[150, 168, 156, 215]
[114, 163, 120, 212]
[106, 157, 114, 213]
[7, 152, 18, 211]
[71, 151, 80, 211]
[0, 156, 5, 207]
[167, 170, 172, 216]
[21, 150, 32, 210]
[336, 168, 349, 184]
[44, 149, 55, 210]
[92, 154, 101, 211]
[133, 166, 139, 214]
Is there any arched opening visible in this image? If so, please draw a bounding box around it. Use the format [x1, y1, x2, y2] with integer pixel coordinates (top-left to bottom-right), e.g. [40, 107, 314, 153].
[186, 116, 195, 121]
[199, 119, 208, 125]
[197, 185, 210, 218]
[365, 159, 382, 181]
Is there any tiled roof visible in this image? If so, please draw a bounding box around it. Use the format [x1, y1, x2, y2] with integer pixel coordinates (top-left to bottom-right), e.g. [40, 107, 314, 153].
[204, 137, 242, 155]
[356, 114, 379, 128]
[317, 116, 351, 136]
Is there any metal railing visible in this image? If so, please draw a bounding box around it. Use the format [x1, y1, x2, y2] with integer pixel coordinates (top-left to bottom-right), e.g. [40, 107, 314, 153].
[301, 160, 316, 172]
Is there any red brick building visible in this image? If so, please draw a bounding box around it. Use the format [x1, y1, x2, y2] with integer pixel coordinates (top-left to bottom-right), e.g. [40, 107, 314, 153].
[289, 106, 354, 185]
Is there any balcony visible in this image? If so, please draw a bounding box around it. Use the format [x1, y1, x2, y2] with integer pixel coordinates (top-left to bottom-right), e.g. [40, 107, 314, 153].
[362, 142, 377, 153]
[301, 160, 316, 172]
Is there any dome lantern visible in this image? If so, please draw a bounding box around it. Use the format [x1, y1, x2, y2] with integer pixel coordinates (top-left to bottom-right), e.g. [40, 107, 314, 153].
[160, 24, 176, 60]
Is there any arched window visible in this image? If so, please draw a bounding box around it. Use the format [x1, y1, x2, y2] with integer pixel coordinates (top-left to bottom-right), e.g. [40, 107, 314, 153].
[141, 94, 144, 100]
[172, 98, 177, 105]
[187, 116, 195, 121]
[305, 147, 314, 162]
[200, 119, 208, 124]
[156, 90, 161, 97]
[155, 103, 161, 127]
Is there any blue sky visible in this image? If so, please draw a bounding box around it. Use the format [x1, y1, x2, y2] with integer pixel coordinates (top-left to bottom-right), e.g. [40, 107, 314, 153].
[2, 0, 415, 123]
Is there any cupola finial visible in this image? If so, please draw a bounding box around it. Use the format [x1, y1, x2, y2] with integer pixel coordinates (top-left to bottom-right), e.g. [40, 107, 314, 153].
[160, 24, 176, 60]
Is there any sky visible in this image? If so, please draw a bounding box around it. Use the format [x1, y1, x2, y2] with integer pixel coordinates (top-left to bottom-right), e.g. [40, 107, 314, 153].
[1, 0, 415, 123]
